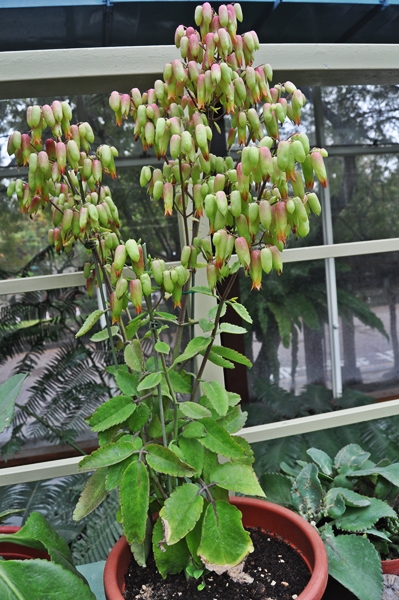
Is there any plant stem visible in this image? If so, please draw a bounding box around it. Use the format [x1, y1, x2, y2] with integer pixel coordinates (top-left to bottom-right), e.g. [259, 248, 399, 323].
[92, 250, 119, 370]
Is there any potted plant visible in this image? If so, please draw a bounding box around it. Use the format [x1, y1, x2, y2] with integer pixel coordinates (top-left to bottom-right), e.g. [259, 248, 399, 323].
[260, 442, 399, 600]
[0, 374, 96, 599]
[6, 2, 330, 598]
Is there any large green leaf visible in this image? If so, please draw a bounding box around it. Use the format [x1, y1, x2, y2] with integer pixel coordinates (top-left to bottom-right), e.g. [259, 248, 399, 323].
[73, 469, 108, 521]
[198, 418, 245, 459]
[146, 444, 196, 477]
[334, 498, 396, 531]
[88, 396, 136, 432]
[347, 464, 399, 487]
[203, 350, 234, 369]
[79, 439, 138, 470]
[90, 325, 118, 342]
[124, 340, 143, 372]
[259, 473, 293, 508]
[152, 518, 190, 579]
[178, 437, 204, 477]
[0, 373, 27, 433]
[160, 484, 204, 545]
[120, 461, 149, 544]
[172, 337, 212, 366]
[137, 372, 162, 392]
[197, 501, 253, 568]
[334, 444, 370, 470]
[211, 345, 252, 368]
[210, 463, 265, 497]
[291, 463, 323, 521]
[218, 323, 247, 335]
[75, 309, 104, 337]
[202, 381, 229, 417]
[167, 370, 192, 394]
[0, 560, 95, 600]
[307, 448, 333, 476]
[323, 530, 383, 600]
[179, 402, 212, 419]
[128, 403, 151, 432]
[217, 406, 247, 434]
[114, 369, 139, 396]
[226, 301, 253, 324]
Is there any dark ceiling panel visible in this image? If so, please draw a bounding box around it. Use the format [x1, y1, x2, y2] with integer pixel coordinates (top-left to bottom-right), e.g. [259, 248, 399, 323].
[1, 2, 399, 52]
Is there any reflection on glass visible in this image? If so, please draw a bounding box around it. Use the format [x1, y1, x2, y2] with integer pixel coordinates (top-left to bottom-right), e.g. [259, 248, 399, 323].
[321, 85, 399, 146]
[241, 260, 331, 400]
[328, 154, 399, 243]
[336, 252, 399, 398]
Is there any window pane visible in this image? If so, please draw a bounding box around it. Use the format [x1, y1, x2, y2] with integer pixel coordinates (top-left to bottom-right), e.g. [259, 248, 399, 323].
[321, 85, 399, 146]
[336, 251, 399, 398]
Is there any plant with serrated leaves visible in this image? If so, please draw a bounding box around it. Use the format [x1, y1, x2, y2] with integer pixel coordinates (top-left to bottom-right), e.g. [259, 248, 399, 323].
[0, 374, 95, 599]
[5, 1, 326, 587]
[260, 443, 399, 600]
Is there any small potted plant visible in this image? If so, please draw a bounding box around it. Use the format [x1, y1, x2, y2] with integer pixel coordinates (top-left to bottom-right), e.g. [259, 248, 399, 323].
[6, 2, 330, 598]
[261, 442, 399, 600]
[0, 375, 96, 599]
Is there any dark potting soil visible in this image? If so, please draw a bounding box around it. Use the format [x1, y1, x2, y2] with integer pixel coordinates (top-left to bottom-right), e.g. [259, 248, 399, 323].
[123, 528, 311, 600]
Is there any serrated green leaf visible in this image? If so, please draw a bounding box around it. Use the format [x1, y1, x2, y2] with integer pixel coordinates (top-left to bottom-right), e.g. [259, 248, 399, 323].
[227, 301, 253, 324]
[167, 370, 192, 394]
[79, 439, 138, 470]
[190, 285, 215, 297]
[155, 311, 178, 322]
[307, 447, 333, 475]
[182, 421, 206, 439]
[88, 396, 136, 432]
[179, 402, 212, 419]
[130, 516, 152, 567]
[137, 372, 162, 392]
[178, 437, 204, 476]
[0, 373, 27, 433]
[155, 341, 170, 354]
[76, 309, 104, 338]
[211, 463, 265, 496]
[326, 487, 370, 509]
[197, 501, 253, 568]
[106, 454, 138, 491]
[323, 531, 383, 600]
[124, 340, 143, 372]
[259, 473, 293, 507]
[211, 345, 252, 368]
[198, 418, 245, 459]
[0, 560, 96, 600]
[128, 402, 151, 432]
[218, 322, 247, 335]
[160, 484, 204, 545]
[73, 468, 108, 521]
[90, 325, 119, 342]
[146, 444, 197, 476]
[153, 518, 190, 578]
[292, 463, 323, 520]
[227, 392, 241, 406]
[115, 369, 139, 396]
[202, 350, 234, 369]
[347, 464, 399, 487]
[120, 461, 149, 544]
[208, 303, 227, 320]
[202, 381, 229, 417]
[173, 337, 212, 366]
[334, 498, 396, 531]
[199, 318, 214, 332]
[230, 260, 240, 274]
[125, 314, 149, 339]
[334, 444, 370, 470]
[217, 405, 247, 433]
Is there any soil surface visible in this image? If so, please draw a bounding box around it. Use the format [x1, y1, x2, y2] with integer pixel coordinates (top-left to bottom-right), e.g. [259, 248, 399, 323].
[123, 528, 311, 600]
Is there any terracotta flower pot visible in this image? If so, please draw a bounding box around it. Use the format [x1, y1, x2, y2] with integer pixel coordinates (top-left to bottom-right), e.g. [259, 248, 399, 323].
[104, 497, 329, 600]
[382, 557, 399, 575]
[0, 525, 49, 561]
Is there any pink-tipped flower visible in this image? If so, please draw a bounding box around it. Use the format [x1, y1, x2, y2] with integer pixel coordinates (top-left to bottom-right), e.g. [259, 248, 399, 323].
[51, 100, 63, 122]
[132, 244, 145, 278]
[213, 228, 228, 269]
[250, 250, 262, 290]
[311, 151, 328, 188]
[21, 134, 31, 166]
[188, 33, 200, 60]
[110, 292, 123, 323]
[204, 32, 216, 68]
[163, 182, 174, 216]
[271, 201, 288, 244]
[235, 236, 251, 269]
[206, 261, 218, 291]
[113, 244, 127, 278]
[55, 141, 67, 174]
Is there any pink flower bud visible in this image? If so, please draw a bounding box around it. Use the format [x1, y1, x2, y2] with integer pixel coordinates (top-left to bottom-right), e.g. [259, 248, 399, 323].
[250, 250, 262, 290]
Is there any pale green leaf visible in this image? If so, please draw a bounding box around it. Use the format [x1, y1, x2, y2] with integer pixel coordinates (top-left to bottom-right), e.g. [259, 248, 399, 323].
[167, 370, 192, 394]
[202, 381, 229, 417]
[160, 484, 204, 545]
[137, 372, 162, 391]
[73, 469, 108, 521]
[211, 463, 265, 497]
[0, 373, 27, 433]
[202, 350, 234, 369]
[124, 340, 143, 372]
[178, 437, 204, 477]
[146, 444, 196, 477]
[227, 301, 253, 324]
[78, 439, 138, 470]
[197, 501, 253, 567]
[198, 418, 245, 459]
[307, 447, 333, 475]
[179, 402, 212, 419]
[334, 498, 396, 531]
[120, 461, 149, 544]
[115, 369, 139, 396]
[155, 311, 178, 322]
[218, 322, 247, 335]
[88, 396, 136, 432]
[173, 337, 212, 366]
[211, 345, 252, 368]
[217, 405, 247, 433]
[190, 285, 215, 297]
[155, 341, 170, 354]
[152, 518, 190, 578]
[90, 325, 118, 342]
[76, 309, 104, 337]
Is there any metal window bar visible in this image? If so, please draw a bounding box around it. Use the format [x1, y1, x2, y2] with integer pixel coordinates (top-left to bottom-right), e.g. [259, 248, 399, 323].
[1, 44, 399, 485]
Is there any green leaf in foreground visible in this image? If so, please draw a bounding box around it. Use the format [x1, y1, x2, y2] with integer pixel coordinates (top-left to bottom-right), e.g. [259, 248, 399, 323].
[153, 518, 190, 579]
[218, 322, 247, 335]
[172, 337, 211, 366]
[323, 531, 383, 600]
[0, 373, 27, 433]
[76, 309, 104, 337]
[0, 559, 95, 600]
[210, 463, 265, 497]
[73, 469, 108, 521]
[90, 325, 119, 342]
[146, 444, 196, 476]
[197, 501, 253, 569]
[202, 381, 229, 417]
[227, 301, 253, 324]
[88, 396, 136, 432]
[79, 439, 138, 470]
[120, 461, 149, 544]
[160, 484, 204, 545]
[211, 345, 252, 368]
[137, 372, 162, 391]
